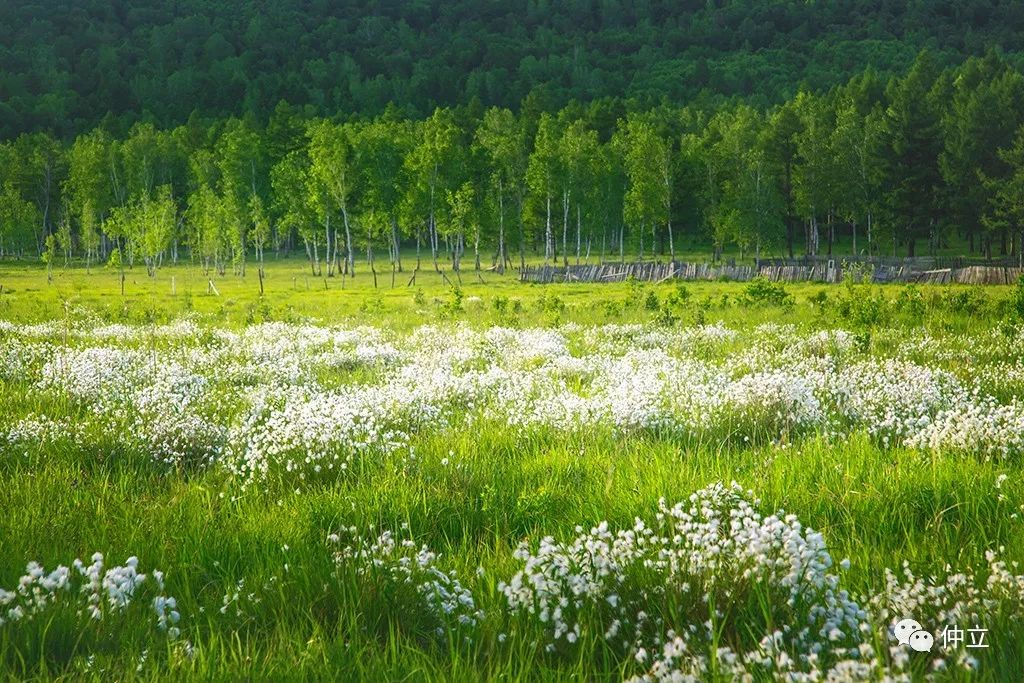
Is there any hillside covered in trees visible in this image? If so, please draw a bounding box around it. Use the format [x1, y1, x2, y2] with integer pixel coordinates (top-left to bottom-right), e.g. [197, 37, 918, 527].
[3, 0, 1024, 139]
[3, 3, 1024, 269]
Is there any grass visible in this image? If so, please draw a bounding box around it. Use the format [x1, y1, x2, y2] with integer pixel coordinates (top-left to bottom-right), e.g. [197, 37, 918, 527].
[1, 257, 1024, 680]
[0, 253, 1014, 329]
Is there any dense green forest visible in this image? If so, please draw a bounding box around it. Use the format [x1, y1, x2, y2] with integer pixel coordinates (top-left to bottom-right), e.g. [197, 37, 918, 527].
[4, 50, 1024, 273]
[3, 0, 1024, 139]
[3, 2, 1024, 269]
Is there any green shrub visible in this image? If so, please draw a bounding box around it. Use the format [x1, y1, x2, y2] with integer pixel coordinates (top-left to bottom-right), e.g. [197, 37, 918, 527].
[654, 305, 678, 327]
[837, 288, 888, 327]
[439, 286, 463, 316]
[942, 286, 987, 315]
[535, 292, 565, 313]
[742, 277, 793, 307]
[893, 284, 925, 319]
[626, 276, 645, 305]
[1012, 275, 1024, 320]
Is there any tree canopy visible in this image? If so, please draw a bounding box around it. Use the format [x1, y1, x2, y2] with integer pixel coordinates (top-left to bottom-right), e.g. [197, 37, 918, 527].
[3, 0, 1024, 139]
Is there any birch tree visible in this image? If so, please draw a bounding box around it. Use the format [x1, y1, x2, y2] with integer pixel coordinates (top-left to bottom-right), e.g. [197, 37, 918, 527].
[526, 114, 561, 263]
[615, 116, 667, 260]
[307, 119, 357, 276]
[474, 107, 528, 272]
[353, 119, 410, 284]
[403, 109, 461, 272]
[793, 93, 832, 256]
[65, 130, 112, 267]
[559, 120, 602, 265]
[216, 118, 265, 275]
[270, 149, 320, 274]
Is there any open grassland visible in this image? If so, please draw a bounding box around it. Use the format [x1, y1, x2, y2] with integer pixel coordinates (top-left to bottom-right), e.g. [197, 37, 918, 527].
[3, 259, 1024, 680]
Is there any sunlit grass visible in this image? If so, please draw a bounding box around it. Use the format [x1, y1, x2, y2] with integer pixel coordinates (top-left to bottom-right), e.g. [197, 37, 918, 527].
[1, 260, 1023, 679]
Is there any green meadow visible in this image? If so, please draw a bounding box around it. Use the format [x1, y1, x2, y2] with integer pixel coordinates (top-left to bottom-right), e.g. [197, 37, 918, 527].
[2, 259, 1024, 680]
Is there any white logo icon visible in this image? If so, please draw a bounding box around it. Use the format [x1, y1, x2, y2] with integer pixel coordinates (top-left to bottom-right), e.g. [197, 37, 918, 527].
[909, 630, 934, 652]
[893, 618, 933, 652]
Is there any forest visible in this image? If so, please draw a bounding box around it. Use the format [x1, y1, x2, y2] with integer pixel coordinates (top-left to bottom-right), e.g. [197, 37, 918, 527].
[3, 50, 1024, 275]
[3, 0, 1024, 140]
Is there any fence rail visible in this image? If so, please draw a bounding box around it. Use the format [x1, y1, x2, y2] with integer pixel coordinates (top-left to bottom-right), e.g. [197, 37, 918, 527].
[519, 260, 1024, 286]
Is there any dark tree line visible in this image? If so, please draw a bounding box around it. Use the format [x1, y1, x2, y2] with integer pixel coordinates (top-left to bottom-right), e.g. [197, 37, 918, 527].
[3, 0, 1024, 139]
[5, 52, 1024, 276]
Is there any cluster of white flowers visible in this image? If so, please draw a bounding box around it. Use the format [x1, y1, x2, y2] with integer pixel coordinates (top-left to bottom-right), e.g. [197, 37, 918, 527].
[866, 549, 1024, 674]
[0, 553, 180, 638]
[225, 386, 414, 486]
[3, 413, 77, 447]
[0, 335, 52, 381]
[871, 549, 1024, 636]
[499, 482, 867, 677]
[331, 529, 483, 635]
[31, 349, 225, 466]
[905, 398, 1024, 460]
[831, 359, 962, 445]
[5, 319, 1024, 474]
[38, 347, 148, 404]
[498, 482, 1022, 680]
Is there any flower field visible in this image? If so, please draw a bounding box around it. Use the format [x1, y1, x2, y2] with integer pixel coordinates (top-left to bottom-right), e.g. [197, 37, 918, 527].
[3, 272, 1024, 680]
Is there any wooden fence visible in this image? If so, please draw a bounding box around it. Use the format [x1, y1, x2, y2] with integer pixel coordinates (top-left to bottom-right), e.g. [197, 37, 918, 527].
[520, 260, 1024, 286]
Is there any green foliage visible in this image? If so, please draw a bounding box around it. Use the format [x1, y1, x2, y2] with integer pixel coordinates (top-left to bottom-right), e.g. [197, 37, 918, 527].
[40, 235, 55, 262]
[440, 286, 464, 316]
[893, 284, 926, 319]
[742, 277, 793, 307]
[602, 299, 622, 318]
[5, 1, 1024, 141]
[105, 247, 122, 270]
[1013, 275, 1024, 320]
[836, 286, 889, 327]
[653, 305, 678, 327]
[534, 292, 565, 314]
[942, 287, 989, 315]
[359, 294, 385, 314]
[7, 45, 1024, 279]
[670, 282, 690, 304]
[625, 277, 645, 306]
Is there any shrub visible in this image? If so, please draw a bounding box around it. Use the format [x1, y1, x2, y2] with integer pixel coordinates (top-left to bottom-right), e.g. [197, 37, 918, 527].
[626, 276, 645, 305]
[653, 305, 678, 327]
[439, 286, 463, 316]
[837, 289, 888, 327]
[942, 286, 987, 315]
[1012, 275, 1024, 320]
[673, 282, 691, 303]
[742, 277, 793, 307]
[893, 284, 925, 319]
[535, 292, 565, 313]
